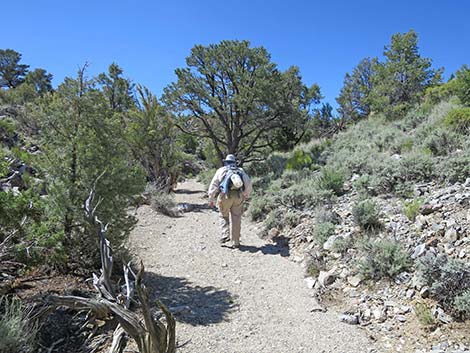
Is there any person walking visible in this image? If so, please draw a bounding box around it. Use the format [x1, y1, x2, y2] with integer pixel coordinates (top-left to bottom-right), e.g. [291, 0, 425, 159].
[208, 154, 252, 248]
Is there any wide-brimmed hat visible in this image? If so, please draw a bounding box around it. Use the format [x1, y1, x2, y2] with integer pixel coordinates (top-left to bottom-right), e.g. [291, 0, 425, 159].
[223, 154, 237, 164]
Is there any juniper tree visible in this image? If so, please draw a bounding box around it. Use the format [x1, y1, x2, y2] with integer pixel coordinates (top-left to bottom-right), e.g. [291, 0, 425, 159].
[163, 40, 320, 164]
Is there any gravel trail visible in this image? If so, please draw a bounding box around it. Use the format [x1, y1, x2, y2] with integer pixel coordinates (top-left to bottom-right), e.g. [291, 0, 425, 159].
[130, 180, 377, 353]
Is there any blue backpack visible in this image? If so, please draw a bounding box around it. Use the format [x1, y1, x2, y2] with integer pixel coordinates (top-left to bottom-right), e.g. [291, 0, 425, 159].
[219, 166, 245, 195]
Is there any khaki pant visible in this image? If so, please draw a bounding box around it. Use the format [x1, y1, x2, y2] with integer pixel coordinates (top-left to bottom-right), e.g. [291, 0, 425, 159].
[217, 191, 244, 245]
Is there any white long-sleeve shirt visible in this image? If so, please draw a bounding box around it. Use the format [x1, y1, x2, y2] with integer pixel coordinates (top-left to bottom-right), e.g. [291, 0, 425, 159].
[208, 166, 253, 201]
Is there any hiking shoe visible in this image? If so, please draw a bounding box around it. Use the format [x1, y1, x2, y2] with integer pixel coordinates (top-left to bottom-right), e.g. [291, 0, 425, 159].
[219, 236, 230, 244]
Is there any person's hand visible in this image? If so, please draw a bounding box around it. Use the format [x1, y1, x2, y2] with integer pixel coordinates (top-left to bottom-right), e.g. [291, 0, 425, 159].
[209, 201, 215, 208]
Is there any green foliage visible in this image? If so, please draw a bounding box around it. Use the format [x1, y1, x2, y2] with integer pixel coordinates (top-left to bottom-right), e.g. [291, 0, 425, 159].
[414, 302, 436, 327]
[0, 296, 37, 353]
[421, 127, 462, 156]
[163, 40, 321, 164]
[403, 198, 423, 221]
[316, 167, 345, 195]
[247, 193, 277, 221]
[359, 239, 412, 280]
[24, 68, 53, 95]
[352, 199, 381, 231]
[437, 148, 470, 183]
[337, 57, 376, 121]
[197, 168, 217, 190]
[126, 86, 183, 190]
[453, 65, 470, 106]
[97, 63, 135, 112]
[314, 222, 335, 245]
[368, 30, 442, 119]
[331, 236, 354, 254]
[37, 68, 145, 267]
[146, 183, 178, 217]
[454, 290, 470, 319]
[278, 180, 333, 210]
[443, 107, 470, 133]
[286, 149, 313, 171]
[306, 260, 321, 277]
[0, 49, 29, 89]
[418, 254, 470, 318]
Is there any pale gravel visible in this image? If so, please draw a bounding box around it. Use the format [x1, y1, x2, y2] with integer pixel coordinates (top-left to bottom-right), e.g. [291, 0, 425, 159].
[129, 180, 378, 353]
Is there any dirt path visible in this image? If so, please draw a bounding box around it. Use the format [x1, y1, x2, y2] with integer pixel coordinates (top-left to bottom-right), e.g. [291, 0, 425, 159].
[130, 180, 377, 353]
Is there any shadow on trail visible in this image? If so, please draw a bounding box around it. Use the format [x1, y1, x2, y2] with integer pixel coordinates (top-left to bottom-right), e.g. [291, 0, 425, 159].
[144, 272, 237, 326]
[174, 188, 205, 195]
[176, 202, 215, 213]
[238, 243, 290, 257]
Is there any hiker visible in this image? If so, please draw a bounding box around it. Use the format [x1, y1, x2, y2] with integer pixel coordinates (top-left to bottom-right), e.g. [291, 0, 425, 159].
[208, 154, 252, 248]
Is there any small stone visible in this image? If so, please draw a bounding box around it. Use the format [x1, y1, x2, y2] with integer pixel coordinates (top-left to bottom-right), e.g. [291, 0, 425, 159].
[323, 235, 338, 251]
[459, 249, 466, 259]
[221, 263, 228, 268]
[347, 275, 362, 287]
[395, 271, 412, 284]
[304, 277, 317, 289]
[268, 227, 280, 238]
[373, 308, 387, 322]
[420, 286, 430, 298]
[339, 313, 359, 325]
[406, 289, 415, 300]
[435, 307, 453, 324]
[445, 227, 458, 242]
[415, 215, 428, 230]
[412, 244, 426, 259]
[395, 314, 407, 323]
[421, 204, 435, 215]
[318, 269, 336, 287]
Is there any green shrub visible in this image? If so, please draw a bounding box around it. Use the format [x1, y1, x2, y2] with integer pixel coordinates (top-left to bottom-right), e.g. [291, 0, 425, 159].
[352, 199, 382, 231]
[146, 183, 178, 217]
[247, 193, 277, 221]
[316, 167, 345, 195]
[397, 152, 434, 183]
[279, 181, 333, 210]
[359, 239, 412, 280]
[263, 208, 302, 235]
[421, 128, 462, 156]
[403, 198, 423, 221]
[331, 236, 354, 254]
[286, 149, 314, 171]
[314, 222, 335, 245]
[414, 302, 436, 327]
[437, 150, 470, 183]
[0, 296, 37, 353]
[444, 107, 470, 133]
[245, 153, 287, 178]
[197, 168, 217, 190]
[418, 254, 470, 318]
[454, 290, 470, 318]
[315, 207, 341, 224]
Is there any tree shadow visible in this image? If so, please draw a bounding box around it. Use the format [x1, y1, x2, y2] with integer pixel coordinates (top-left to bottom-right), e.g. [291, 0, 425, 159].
[144, 272, 237, 326]
[174, 189, 205, 195]
[238, 236, 290, 257]
[176, 202, 215, 213]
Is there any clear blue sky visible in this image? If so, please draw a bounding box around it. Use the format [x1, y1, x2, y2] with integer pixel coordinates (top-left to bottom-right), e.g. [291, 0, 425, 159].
[3, 0, 470, 109]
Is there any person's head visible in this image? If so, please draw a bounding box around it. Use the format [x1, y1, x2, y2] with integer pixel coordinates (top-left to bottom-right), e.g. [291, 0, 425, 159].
[223, 154, 237, 166]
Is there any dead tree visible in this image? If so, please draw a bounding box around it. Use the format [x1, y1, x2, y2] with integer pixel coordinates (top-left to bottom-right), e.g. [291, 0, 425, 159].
[42, 187, 176, 353]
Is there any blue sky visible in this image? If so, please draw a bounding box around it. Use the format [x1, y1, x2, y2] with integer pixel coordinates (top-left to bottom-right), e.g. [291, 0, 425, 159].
[3, 0, 470, 109]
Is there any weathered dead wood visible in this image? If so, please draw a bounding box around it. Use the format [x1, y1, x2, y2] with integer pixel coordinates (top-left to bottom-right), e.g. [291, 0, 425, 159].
[42, 186, 176, 353]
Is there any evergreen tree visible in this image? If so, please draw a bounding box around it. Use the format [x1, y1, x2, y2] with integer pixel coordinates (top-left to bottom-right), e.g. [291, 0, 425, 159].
[24, 68, 54, 95]
[369, 30, 442, 119]
[97, 63, 135, 112]
[38, 66, 144, 266]
[163, 40, 320, 164]
[0, 49, 29, 89]
[337, 57, 376, 121]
